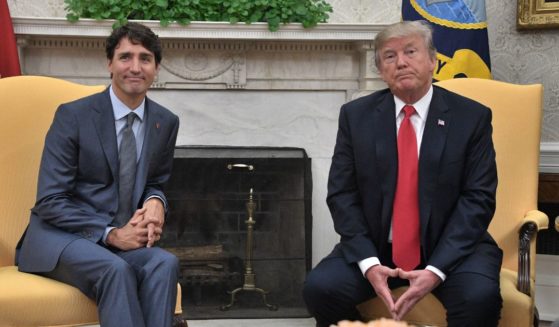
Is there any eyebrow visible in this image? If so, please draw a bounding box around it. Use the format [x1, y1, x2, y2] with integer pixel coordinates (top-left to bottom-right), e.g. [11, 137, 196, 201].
[116, 51, 154, 58]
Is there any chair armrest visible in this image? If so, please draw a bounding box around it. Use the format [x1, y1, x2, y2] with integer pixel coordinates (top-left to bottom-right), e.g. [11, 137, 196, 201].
[555, 216, 559, 232]
[522, 210, 549, 231]
[518, 210, 548, 295]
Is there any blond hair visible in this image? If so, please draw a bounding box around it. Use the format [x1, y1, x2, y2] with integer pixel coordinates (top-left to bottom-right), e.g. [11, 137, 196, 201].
[374, 20, 437, 68]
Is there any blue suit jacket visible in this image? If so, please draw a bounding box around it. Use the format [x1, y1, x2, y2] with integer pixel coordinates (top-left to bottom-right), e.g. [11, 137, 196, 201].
[327, 85, 502, 278]
[16, 88, 179, 272]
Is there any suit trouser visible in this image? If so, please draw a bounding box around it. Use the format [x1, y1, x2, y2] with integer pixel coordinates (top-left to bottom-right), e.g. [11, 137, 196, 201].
[42, 238, 179, 327]
[303, 251, 502, 327]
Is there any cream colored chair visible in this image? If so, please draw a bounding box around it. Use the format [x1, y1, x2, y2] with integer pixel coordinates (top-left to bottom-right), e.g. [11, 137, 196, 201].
[357, 78, 548, 327]
[0, 75, 184, 326]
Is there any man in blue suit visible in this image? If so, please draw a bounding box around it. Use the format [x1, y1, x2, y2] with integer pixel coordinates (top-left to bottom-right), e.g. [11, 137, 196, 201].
[16, 23, 180, 327]
[303, 21, 503, 326]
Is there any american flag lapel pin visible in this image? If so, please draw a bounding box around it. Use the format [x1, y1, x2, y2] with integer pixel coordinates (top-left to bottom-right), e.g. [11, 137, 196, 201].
[437, 119, 445, 126]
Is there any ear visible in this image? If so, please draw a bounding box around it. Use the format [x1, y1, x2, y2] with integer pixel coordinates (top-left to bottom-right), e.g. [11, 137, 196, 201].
[428, 55, 437, 74]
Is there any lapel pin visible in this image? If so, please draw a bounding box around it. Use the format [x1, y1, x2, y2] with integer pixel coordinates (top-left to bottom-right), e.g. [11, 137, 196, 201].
[156, 122, 160, 129]
[437, 119, 445, 126]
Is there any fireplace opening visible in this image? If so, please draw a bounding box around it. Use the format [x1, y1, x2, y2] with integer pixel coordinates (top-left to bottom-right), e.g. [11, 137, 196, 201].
[160, 146, 312, 319]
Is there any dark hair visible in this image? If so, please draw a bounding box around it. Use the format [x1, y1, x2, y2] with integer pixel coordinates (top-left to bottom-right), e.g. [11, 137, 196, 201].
[106, 23, 162, 65]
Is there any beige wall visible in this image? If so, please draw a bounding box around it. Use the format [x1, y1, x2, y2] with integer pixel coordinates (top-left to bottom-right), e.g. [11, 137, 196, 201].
[7, 0, 559, 142]
[486, 1, 559, 143]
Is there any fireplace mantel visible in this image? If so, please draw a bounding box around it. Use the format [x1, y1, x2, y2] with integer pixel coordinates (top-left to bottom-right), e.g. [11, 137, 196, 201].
[10, 16, 383, 271]
[12, 17, 386, 92]
[13, 17, 386, 41]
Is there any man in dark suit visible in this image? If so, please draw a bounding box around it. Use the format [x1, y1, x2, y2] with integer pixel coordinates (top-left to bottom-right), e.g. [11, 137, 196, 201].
[303, 21, 503, 327]
[16, 23, 180, 327]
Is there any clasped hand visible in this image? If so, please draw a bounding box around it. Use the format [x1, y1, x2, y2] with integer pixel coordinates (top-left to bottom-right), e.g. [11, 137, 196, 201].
[365, 265, 441, 321]
[106, 198, 165, 250]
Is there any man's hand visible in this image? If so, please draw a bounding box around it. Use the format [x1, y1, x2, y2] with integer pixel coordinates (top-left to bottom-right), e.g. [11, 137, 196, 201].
[142, 198, 165, 247]
[106, 208, 162, 250]
[392, 269, 441, 320]
[365, 265, 400, 319]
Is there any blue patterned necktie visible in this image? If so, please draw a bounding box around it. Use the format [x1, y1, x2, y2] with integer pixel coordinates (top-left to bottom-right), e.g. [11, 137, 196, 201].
[115, 112, 137, 227]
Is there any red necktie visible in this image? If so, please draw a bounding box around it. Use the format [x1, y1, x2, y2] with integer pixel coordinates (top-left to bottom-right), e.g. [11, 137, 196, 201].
[392, 105, 420, 271]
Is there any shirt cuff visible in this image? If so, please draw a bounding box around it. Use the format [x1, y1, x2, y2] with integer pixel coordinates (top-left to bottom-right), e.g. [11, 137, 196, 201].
[102, 226, 116, 244]
[144, 195, 168, 212]
[425, 265, 446, 281]
[358, 257, 381, 276]
[358, 258, 445, 281]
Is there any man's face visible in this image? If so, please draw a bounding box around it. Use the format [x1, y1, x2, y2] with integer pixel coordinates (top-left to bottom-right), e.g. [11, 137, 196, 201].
[377, 35, 436, 103]
[108, 37, 158, 104]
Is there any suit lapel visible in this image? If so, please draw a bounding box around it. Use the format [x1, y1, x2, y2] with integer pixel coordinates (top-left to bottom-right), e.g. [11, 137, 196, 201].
[92, 89, 119, 182]
[418, 86, 451, 242]
[373, 94, 398, 243]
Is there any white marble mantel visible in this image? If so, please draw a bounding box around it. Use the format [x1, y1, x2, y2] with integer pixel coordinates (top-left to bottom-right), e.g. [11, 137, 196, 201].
[13, 17, 386, 41]
[12, 17, 389, 92]
[12, 17, 389, 265]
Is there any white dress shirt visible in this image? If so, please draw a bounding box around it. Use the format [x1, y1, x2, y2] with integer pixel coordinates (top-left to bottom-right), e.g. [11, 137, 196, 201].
[102, 86, 166, 243]
[357, 86, 446, 281]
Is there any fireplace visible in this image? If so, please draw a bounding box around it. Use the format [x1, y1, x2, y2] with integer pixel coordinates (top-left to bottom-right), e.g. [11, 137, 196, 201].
[12, 18, 383, 280]
[160, 146, 312, 319]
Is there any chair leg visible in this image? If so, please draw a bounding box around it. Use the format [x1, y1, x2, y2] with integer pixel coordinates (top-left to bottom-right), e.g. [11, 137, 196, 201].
[173, 314, 188, 327]
[534, 306, 539, 327]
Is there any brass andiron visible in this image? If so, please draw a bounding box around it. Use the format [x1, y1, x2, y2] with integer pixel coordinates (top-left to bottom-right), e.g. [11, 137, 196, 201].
[220, 188, 278, 311]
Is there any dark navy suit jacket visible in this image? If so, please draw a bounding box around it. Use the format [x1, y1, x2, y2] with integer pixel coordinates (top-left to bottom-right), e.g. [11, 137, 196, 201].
[327, 85, 502, 278]
[16, 88, 179, 272]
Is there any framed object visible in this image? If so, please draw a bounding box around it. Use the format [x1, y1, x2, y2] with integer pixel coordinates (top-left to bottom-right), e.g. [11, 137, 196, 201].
[518, 0, 559, 29]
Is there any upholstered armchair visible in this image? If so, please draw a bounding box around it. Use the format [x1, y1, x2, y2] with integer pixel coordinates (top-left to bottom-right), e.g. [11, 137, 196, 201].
[357, 78, 548, 327]
[0, 76, 185, 326]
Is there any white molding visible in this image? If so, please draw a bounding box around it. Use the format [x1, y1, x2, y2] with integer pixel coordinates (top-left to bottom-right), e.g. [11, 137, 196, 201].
[540, 142, 559, 173]
[12, 17, 385, 41]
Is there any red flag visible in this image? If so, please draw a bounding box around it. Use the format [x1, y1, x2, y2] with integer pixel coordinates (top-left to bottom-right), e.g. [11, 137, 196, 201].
[0, 0, 21, 78]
